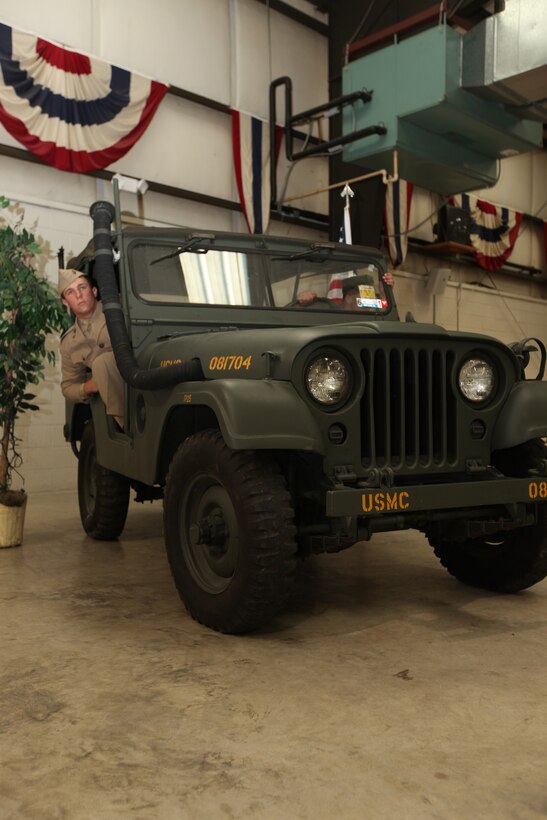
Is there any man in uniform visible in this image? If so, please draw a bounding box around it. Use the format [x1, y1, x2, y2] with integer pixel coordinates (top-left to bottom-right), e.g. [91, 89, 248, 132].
[58, 268, 125, 429]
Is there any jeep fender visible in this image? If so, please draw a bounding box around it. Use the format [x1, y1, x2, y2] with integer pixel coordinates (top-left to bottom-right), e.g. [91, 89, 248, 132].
[182, 379, 324, 452]
[492, 380, 547, 450]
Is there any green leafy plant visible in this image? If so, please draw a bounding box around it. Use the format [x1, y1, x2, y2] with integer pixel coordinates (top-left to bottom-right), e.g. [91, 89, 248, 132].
[0, 196, 70, 501]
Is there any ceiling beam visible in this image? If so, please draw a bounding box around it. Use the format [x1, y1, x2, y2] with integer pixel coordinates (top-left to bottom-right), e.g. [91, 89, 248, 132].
[252, 0, 328, 35]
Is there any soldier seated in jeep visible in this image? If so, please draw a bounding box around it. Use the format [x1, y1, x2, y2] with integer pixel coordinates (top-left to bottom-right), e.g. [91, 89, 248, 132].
[59, 268, 125, 428]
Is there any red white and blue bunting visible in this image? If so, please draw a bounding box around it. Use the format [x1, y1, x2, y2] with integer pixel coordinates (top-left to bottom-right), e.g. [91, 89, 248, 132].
[384, 178, 413, 268]
[0, 23, 169, 173]
[231, 109, 283, 234]
[452, 193, 523, 271]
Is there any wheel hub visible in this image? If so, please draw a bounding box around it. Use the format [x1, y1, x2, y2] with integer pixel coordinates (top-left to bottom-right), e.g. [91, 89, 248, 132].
[189, 508, 228, 557]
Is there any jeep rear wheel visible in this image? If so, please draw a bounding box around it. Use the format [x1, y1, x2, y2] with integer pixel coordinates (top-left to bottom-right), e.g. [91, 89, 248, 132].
[429, 439, 547, 592]
[78, 422, 130, 540]
[163, 430, 297, 633]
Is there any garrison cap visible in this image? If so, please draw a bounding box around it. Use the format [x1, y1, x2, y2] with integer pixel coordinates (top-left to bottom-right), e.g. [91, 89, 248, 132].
[58, 268, 88, 297]
[341, 274, 374, 294]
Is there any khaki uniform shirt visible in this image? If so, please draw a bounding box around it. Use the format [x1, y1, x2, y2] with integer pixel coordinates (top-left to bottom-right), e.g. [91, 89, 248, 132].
[60, 302, 113, 403]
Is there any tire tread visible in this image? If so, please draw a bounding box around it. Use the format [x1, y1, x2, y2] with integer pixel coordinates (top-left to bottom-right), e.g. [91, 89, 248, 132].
[164, 429, 297, 633]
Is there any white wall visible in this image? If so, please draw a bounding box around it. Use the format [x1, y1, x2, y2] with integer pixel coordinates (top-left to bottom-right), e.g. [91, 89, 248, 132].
[402, 148, 547, 363]
[0, 0, 329, 492]
[394, 269, 547, 380]
[408, 150, 547, 271]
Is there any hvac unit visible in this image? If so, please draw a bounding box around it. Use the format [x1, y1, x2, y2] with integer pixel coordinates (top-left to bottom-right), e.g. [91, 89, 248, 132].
[342, 5, 544, 194]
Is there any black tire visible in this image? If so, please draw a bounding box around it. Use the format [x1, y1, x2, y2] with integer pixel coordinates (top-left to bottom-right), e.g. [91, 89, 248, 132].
[429, 439, 547, 592]
[78, 422, 130, 540]
[163, 429, 297, 633]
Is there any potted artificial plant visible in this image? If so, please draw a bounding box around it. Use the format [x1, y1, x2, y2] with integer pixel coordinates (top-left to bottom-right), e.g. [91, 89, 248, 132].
[0, 196, 69, 546]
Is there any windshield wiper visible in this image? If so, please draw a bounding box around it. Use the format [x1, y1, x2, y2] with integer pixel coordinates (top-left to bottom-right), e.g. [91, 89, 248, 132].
[151, 234, 215, 265]
[271, 242, 338, 263]
[271, 249, 330, 262]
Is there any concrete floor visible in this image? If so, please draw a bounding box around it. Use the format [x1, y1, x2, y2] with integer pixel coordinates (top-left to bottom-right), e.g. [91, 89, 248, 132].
[0, 491, 546, 820]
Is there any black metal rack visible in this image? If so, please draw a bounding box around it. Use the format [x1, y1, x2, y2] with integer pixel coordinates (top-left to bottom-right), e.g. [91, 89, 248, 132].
[269, 76, 386, 209]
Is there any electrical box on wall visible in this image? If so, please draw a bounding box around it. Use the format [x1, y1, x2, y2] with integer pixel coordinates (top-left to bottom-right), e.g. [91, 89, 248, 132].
[426, 268, 451, 295]
[341, 23, 543, 195]
[434, 205, 472, 244]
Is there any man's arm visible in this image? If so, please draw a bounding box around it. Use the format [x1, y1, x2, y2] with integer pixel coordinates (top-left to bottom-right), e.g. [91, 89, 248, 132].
[60, 348, 95, 403]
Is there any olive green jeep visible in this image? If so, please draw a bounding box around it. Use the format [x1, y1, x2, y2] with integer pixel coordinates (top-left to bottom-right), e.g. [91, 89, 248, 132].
[64, 196, 547, 633]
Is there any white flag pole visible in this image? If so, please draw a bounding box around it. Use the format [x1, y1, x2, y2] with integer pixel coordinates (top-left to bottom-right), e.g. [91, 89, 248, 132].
[341, 183, 354, 244]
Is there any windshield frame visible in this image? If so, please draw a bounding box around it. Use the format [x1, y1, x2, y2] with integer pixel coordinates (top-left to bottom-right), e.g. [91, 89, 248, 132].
[125, 231, 396, 322]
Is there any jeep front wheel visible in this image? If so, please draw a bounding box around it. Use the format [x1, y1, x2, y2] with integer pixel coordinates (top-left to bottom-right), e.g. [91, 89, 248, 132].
[428, 439, 547, 592]
[78, 422, 130, 540]
[163, 430, 297, 633]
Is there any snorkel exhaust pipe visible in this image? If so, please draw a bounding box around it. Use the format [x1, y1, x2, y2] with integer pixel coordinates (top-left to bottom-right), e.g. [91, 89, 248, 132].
[90, 200, 203, 389]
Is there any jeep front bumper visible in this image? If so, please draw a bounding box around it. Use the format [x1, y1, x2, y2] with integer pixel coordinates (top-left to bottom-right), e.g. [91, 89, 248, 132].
[326, 477, 547, 517]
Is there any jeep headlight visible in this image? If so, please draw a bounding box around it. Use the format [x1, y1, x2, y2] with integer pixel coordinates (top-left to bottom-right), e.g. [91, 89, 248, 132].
[306, 355, 351, 405]
[458, 357, 495, 403]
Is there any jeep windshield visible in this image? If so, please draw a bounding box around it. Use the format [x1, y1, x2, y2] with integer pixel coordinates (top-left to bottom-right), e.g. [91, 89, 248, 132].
[129, 241, 391, 316]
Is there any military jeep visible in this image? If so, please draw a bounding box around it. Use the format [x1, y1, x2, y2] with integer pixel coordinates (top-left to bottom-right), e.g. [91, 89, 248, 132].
[64, 196, 547, 633]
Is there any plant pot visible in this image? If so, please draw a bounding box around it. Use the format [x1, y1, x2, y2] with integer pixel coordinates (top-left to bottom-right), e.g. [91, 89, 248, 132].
[0, 492, 27, 548]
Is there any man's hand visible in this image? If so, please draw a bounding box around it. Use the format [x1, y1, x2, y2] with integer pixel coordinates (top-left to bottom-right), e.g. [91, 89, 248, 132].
[383, 271, 394, 287]
[296, 291, 317, 305]
[83, 378, 99, 396]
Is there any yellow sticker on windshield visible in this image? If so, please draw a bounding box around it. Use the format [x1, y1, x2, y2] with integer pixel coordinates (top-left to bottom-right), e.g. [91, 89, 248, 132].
[358, 284, 376, 299]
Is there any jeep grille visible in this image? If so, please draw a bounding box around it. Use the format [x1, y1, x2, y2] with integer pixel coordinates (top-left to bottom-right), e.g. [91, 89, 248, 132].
[361, 346, 457, 471]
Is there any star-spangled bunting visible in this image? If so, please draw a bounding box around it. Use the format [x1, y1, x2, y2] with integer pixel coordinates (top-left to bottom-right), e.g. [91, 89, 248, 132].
[0, 23, 169, 173]
[452, 193, 523, 271]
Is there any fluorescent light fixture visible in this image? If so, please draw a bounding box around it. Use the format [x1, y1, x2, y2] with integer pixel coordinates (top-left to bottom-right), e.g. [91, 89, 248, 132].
[111, 173, 149, 195]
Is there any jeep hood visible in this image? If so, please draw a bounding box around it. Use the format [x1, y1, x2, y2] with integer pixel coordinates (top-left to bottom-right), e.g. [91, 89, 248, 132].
[143, 320, 514, 383]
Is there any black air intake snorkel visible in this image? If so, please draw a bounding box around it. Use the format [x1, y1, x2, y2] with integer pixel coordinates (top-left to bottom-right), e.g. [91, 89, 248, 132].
[90, 200, 203, 389]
